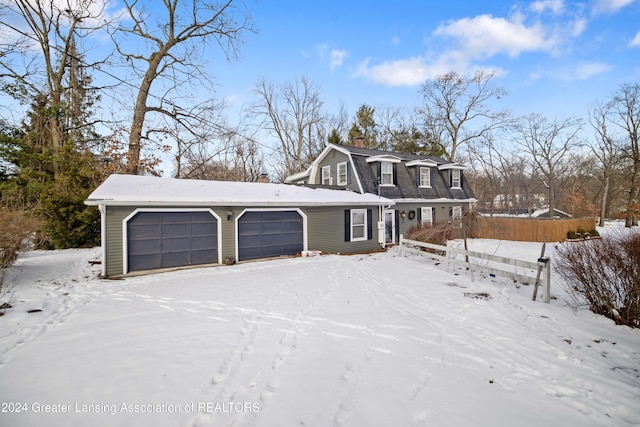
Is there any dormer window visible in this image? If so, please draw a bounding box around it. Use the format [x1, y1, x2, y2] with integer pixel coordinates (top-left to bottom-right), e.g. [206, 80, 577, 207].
[366, 155, 401, 187]
[380, 161, 393, 185]
[419, 167, 431, 188]
[451, 169, 461, 189]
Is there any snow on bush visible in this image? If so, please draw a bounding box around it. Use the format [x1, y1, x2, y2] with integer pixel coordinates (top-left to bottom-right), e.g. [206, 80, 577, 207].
[555, 228, 640, 327]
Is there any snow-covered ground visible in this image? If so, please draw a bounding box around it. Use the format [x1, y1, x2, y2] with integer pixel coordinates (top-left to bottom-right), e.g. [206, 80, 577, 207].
[0, 223, 639, 427]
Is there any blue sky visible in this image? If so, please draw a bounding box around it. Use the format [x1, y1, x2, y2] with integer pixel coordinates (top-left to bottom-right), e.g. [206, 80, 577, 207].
[215, 0, 640, 122]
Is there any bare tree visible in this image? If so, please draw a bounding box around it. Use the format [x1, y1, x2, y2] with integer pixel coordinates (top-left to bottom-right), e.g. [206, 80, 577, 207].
[588, 101, 624, 226]
[252, 76, 328, 177]
[609, 83, 640, 227]
[0, 0, 108, 177]
[111, 0, 253, 175]
[513, 114, 583, 218]
[417, 70, 510, 161]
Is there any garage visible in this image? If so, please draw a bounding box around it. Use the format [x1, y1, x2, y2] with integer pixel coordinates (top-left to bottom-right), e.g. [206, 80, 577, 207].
[127, 210, 218, 272]
[237, 210, 304, 261]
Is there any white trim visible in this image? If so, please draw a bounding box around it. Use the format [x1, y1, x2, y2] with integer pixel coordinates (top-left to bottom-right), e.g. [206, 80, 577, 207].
[451, 169, 462, 189]
[122, 208, 222, 275]
[321, 165, 331, 185]
[380, 161, 394, 186]
[384, 209, 396, 244]
[418, 166, 431, 188]
[234, 208, 308, 262]
[337, 161, 348, 186]
[437, 162, 466, 170]
[350, 208, 368, 242]
[406, 159, 438, 167]
[365, 154, 402, 163]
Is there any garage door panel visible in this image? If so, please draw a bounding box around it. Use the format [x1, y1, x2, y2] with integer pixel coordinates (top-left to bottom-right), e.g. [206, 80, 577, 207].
[127, 211, 218, 272]
[162, 223, 191, 238]
[129, 238, 161, 254]
[192, 222, 216, 236]
[238, 211, 303, 261]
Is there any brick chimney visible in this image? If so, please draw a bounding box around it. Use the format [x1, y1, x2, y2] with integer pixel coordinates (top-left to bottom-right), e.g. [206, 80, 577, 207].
[353, 137, 364, 148]
[258, 173, 269, 183]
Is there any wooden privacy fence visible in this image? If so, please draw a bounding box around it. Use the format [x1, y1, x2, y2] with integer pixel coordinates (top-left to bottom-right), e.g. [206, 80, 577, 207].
[399, 235, 551, 303]
[472, 217, 597, 242]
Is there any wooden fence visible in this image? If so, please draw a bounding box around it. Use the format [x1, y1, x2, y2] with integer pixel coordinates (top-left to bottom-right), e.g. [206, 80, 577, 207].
[399, 235, 551, 303]
[472, 217, 597, 242]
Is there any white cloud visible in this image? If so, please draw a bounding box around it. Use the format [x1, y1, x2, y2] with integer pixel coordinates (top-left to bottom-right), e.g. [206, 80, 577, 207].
[315, 43, 348, 71]
[573, 62, 613, 79]
[329, 49, 348, 71]
[353, 54, 505, 87]
[530, 0, 565, 14]
[391, 36, 401, 46]
[591, 0, 634, 15]
[630, 31, 640, 47]
[434, 14, 557, 59]
[570, 17, 588, 37]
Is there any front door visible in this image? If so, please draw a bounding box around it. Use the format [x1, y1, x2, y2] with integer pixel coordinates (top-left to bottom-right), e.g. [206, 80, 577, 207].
[384, 209, 395, 244]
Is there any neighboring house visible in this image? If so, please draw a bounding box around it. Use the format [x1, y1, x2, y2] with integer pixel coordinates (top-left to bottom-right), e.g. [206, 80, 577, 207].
[85, 174, 393, 277]
[286, 143, 476, 244]
[531, 208, 572, 219]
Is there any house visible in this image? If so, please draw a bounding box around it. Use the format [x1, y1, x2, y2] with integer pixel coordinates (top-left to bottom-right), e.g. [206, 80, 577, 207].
[85, 174, 394, 277]
[531, 208, 573, 219]
[286, 143, 476, 243]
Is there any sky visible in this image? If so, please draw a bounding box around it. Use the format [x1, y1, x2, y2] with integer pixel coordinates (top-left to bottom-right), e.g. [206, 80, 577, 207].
[214, 0, 640, 122]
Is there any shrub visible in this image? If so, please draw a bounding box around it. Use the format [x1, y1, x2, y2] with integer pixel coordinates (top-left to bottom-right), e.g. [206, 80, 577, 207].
[0, 209, 42, 309]
[555, 230, 640, 328]
[405, 223, 452, 247]
[567, 228, 600, 240]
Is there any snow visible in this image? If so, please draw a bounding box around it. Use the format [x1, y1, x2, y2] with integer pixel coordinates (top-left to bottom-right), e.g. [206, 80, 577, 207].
[85, 174, 393, 207]
[1, 224, 639, 426]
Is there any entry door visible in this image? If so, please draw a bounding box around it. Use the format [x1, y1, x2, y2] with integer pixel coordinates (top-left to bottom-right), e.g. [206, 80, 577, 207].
[384, 209, 395, 244]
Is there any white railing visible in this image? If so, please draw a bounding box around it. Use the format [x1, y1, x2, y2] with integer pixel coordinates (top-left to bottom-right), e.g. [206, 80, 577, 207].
[399, 235, 551, 303]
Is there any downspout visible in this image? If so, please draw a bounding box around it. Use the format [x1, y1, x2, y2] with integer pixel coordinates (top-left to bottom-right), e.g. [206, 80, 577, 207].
[99, 204, 106, 278]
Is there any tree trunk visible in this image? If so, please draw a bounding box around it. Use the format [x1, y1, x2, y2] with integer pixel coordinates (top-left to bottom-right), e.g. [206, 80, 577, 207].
[599, 174, 609, 227]
[625, 160, 640, 227]
[125, 55, 162, 175]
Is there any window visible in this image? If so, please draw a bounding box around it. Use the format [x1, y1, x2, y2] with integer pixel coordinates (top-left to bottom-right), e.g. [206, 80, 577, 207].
[452, 206, 462, 228]
[381, 161, 393, 185]
[451, 169, 461, 188]
[419, 167, 431, 187]
[350, 209, 367, 241]
[322, 165, 331, 185]
[420, 207, 433, 226]
[337, 162, 348, 186]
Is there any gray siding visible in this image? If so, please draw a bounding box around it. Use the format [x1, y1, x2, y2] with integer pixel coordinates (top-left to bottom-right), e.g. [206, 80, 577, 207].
[315, 151, 360, 192]
[103, 204, 385, 276]
[306, 205, 382, 253]
[393, 201, 473, 238]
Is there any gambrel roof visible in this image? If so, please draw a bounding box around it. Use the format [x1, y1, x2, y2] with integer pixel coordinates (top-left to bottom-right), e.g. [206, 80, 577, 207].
[286, 144, 476, 203]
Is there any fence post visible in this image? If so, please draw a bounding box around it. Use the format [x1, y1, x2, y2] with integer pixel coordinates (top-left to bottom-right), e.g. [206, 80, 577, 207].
[543, 258, 551, 303]
[399, 234, 404, 256]
[445, 240, 451, 272]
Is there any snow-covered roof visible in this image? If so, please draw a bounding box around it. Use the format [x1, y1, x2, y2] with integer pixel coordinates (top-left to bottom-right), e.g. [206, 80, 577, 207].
[85, 174, 394, 207]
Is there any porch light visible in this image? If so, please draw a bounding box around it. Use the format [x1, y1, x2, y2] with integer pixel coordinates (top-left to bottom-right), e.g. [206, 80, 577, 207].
[227, 210, 233, 221]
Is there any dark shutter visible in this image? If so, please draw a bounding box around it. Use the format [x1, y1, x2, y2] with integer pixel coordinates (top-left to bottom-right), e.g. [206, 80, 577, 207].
[344, 210, 350, 241]
[416, 167, 420, 187]
[346, 162, 351, 185]
[393, 164, 398, 185]
[432, 207, 436, 224]
[416, 208, 422, 223]
[376, 163, 381, 183]
[449, 207, 453, 218]
[366, 208, 372, 240]
[449, 170, 453, 187]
